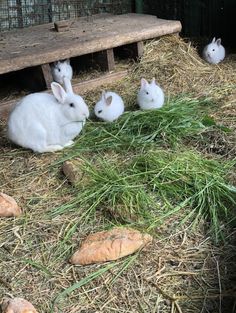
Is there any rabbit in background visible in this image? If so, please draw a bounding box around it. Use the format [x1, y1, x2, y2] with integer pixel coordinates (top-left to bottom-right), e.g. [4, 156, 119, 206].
[51, 59, 73, 84]
[137, 78, 165, 110]
[202, 37, 225, 64]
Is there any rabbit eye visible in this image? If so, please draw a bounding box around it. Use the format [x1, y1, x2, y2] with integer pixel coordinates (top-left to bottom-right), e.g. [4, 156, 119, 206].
[58, 68, 61, 72]
[98, 110, 102, 114]
[212, 49, 215, 51]
[146, 91, 149, 95]
[69, 103, 75, 108]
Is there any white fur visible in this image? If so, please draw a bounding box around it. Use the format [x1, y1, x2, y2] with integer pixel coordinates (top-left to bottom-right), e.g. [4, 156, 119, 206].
[7, 79, 89, 153]
[137, 78, 165, 110]
[202, 37, 225, 64]
[94, 91, 124, 122]
[51, 59, 73, 84]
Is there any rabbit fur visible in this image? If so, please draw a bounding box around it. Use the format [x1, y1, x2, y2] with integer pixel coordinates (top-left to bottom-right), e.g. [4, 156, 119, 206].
[51, 59, 73, 84]
[94, 90, 124, 122]
[7, 78, 89, 153]
[137, 78, 165, 110]
[202, 37, 225, 64]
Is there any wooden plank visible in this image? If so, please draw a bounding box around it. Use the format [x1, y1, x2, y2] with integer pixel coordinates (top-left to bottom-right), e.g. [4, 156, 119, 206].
[54, 20, 73, 32]
[0, 14, 182, 75]
[73, 69, 126, 93]
[95, 49, 115, 72]
[106, 49, 115, 72]
[41, 64, 53, 89]
[0, 70, 127, 121]
[136, 41, 144, 58]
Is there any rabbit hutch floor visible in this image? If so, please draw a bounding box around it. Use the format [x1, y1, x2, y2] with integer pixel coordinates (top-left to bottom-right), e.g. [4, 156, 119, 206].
[0, 33, 236, 313]
[0, 13, 181, 119]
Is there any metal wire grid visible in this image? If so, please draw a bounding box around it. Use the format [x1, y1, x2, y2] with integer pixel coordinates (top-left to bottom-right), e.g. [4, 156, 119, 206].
[0, 0, 131, 31]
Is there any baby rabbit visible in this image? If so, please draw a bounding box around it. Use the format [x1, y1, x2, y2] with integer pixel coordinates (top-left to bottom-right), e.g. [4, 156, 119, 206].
[137, 78, 164, 110]
[51, 59, 73, 84]
[202, 37, 225, 64]
[94, 90, 124, 122]
[7, 77, 89, 153]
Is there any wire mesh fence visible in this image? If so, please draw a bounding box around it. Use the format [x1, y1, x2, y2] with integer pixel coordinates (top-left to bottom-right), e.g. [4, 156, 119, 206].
[0, 0, 132, 31]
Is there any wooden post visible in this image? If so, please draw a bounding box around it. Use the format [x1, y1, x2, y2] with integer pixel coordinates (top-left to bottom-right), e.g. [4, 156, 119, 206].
[136, 41, 144, 58]
[115, 41, 144, 61]
[16, 0, 23, 28]
[96, 49, 115, 72]
[41, 64, 53, 89]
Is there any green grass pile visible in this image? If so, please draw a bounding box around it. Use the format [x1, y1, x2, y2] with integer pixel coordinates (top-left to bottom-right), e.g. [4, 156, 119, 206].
[63, 96, 214, 156]
[54, 148, 236, 241]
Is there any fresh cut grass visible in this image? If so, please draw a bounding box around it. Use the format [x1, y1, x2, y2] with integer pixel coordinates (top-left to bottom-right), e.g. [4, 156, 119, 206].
[61, 95, 216, 159]
[53, 149, 236, 242]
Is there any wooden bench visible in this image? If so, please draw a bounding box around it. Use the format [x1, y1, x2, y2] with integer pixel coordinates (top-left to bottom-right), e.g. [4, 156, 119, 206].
[0, 13, 182, 118]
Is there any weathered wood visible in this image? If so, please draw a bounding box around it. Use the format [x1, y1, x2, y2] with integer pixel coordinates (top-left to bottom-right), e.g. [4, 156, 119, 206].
[74, 69, 126, 93]
[0, 13, 182, 75]
[96, 49, 115, 72]
[0, 70, 127, 121]
[54, 20, 73, 32]
[106, 49, 115, 71]
[115, 41, 144, 61]
[136, 41, 144, 58]
[41, 64, 53, 89]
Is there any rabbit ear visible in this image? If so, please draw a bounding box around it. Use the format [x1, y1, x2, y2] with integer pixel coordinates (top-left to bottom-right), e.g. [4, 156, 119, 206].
[63, 77, 73, 94]
[151, 77, 156, 84]
[102, 90, 106, 100]
[106, 96, 112, 106]
[51, 82, 67, 103]
[212, 37, 216, 43]
[141, 78, 148, 88]
[216, 38, 221, 46]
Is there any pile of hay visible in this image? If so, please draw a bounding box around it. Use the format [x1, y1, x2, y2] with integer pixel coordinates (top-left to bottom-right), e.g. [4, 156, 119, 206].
[93, 35, 235, 111]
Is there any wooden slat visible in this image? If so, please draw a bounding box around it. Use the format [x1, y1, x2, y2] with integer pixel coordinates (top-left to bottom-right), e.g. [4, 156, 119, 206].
[136, 41, 144, 58]
[0, 70, 127, 121]
[0, 13, 182, 75]
[95, 49, 115, 72]
[41, 64, 53, 89]
[116, 41, 144, 61]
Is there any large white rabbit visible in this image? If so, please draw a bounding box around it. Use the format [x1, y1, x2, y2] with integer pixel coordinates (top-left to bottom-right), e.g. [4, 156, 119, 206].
[137, 78, 165, 110]
[51, 59, 73, 84]
[94, 90, 124, 122]
[202, 37, 225, 64]
[7, 78, 89, 153]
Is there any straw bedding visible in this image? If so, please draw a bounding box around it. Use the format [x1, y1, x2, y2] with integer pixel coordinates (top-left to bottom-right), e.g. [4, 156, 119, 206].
[0, 34, 235, 313]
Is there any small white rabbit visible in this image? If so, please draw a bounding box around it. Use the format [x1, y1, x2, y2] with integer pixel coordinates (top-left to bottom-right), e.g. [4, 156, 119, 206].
[137, 78, 165, 110]
[94, 90, 124, 122]
[202, 37, 225, 64]
[51, 59, 73, 84]
[7, 77, 89, 153]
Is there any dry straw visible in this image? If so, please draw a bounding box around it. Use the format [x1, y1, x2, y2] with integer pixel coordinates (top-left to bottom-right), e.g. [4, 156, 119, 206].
[0, 35, 236, 313]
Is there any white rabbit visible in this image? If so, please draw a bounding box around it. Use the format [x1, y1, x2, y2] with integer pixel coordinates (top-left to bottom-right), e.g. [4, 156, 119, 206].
[94, 90, 124, 122]
[7, 77, 89, 153]
[137, 78, 165, 110]
[51, 59, 73, 84]
[202, 37, 225, 64]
